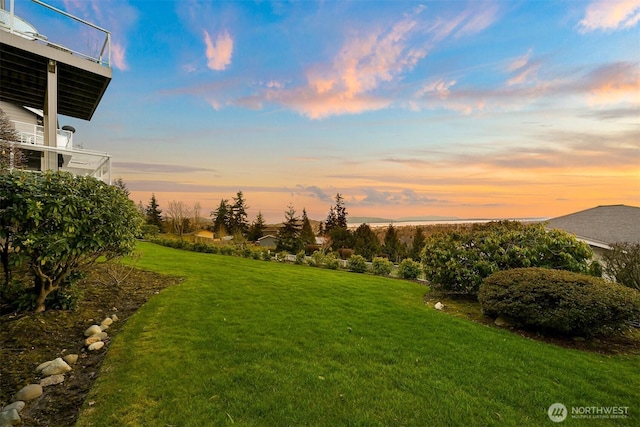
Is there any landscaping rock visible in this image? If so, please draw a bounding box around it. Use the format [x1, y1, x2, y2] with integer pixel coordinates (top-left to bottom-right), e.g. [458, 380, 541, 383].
[63, 354, 79, 365]
[40, 374, 65, 387]
[494, 316, 514, 327]
[0, 408, 20, 426]
[101, 317, 113, 327]
[84, 325, 102, 337]
[85, 336, 101, 346]
[1, 402, 24, 413]
[41, 358, 71, 376]
[13, 384, 42, 401]
[35, 360, 53, 372]
[111, 314, 119, 322]
[88, 341, 105, 351]
[93, 332, 108, 340]
[434, 302, 444, 310]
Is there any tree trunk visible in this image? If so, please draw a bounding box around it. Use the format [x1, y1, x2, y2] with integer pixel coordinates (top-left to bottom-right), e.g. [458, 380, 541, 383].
[33, 275, 55, 313]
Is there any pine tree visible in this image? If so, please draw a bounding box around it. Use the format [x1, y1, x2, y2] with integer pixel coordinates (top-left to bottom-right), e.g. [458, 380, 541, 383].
[211, 199, 231, 237]
[334, 193, 348, 228]
[113, 177, 130, 197]
[229, 191, 249, 235]
[145, 194, 163, 229]
[353, 223, 381, 261]
[409, 227, 426, 261]
[247, 211, 267, 242]
[0, 108, 25, 171]
[382, 224, 402, 263]
[300, 208, 316, 246]
[276, 204, 302, 253]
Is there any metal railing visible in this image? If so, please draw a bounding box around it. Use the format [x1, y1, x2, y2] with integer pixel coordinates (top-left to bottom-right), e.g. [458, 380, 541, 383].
[11, 120, 73, 149]
[0, 0, 111, 67]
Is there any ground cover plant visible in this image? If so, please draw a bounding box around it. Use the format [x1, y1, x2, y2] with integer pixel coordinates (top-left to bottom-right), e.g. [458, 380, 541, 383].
[75, 242, 639, 426]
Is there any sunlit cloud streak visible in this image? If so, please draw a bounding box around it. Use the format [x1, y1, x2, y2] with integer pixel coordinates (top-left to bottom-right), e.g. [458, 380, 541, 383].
[579, 0, 640, 32]
[203, 30, 233, 71]
[113, 162, 218, 174]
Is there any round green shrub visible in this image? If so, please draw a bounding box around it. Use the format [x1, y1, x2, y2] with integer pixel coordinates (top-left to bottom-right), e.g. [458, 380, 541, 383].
[371, 257, 393, 276]
[397, 258, 422, 280]
[478, 268, 640, 336]
[347, 254, 368, 273]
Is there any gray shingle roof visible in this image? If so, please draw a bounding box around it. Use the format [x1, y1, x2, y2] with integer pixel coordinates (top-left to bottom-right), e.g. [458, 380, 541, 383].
[546, 205, 640, 247]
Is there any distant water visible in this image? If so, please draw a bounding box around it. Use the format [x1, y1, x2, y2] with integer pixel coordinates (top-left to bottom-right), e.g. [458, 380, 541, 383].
[347, 218, 549, 229]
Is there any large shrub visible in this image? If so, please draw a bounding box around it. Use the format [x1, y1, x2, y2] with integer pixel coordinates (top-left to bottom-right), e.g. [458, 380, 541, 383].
[0, 171, 142, 312]
[478, 268, 640, 336]
[422, 221, 593, 296]
[397, 258, 422, 280]
[347, 254, 368, 273]
[371, 257, 393, 276]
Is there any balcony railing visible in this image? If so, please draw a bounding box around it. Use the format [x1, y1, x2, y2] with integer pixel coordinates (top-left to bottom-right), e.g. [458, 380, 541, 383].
[7, 121, 111, 183]
[0, 0, 111, 68]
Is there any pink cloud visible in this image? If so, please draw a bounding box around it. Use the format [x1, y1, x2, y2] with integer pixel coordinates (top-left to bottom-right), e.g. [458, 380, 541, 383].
[111, 42, 128, 71]
[203, 30, 233, 71]
[579, 0, 640, 31]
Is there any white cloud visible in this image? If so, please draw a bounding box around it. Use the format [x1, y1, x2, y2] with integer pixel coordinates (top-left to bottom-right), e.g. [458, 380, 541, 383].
[579, 0, 640, 31]
[203, 30, 233, 71]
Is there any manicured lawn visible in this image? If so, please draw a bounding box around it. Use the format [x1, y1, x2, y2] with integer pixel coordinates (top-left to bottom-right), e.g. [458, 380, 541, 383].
[76, 242, 639, 426]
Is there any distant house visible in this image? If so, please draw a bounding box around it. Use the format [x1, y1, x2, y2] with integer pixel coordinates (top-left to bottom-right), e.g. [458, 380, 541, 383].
[258, 235, 278, 248]
[546, 205, 640, 258]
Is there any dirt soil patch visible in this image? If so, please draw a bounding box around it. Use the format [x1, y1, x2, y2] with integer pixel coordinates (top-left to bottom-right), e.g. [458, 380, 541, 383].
[0, 264, 181, 426]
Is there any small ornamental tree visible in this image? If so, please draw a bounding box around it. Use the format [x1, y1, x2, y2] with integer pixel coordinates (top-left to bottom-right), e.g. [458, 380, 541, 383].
[0, 171, 142, 312]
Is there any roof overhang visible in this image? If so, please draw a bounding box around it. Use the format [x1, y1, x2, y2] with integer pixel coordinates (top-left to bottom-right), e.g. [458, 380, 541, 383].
[0, 29, 112, 120]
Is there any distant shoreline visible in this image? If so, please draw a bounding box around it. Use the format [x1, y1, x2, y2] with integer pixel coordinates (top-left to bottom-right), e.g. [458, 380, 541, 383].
[347, 217, 549, 229]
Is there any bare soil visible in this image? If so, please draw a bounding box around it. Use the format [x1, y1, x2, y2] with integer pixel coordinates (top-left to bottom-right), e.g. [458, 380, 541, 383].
[0, 264, 181, 426]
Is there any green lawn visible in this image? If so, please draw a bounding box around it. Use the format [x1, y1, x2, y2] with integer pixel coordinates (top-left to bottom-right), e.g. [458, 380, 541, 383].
[76, 242, 639, 426]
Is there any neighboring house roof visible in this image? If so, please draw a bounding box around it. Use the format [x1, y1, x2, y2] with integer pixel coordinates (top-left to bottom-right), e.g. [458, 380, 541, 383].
[258, 234, 277, 241]
[546, 205, 640, 248]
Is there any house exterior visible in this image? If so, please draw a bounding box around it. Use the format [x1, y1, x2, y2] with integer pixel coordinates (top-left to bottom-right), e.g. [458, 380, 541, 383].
[546, 205, 640, 259]
[0, 1, 112, 182]
[258, 235, 278, 248]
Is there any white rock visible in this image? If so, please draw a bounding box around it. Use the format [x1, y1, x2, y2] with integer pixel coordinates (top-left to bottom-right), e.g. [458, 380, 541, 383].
[63, 354, 78, 365]
[2, 401, 24, 413]
[99, 324, 109, 331]
[13, 384, 42, 401]
[41, 358, 72, 376]
[0, 408, 20, 425]
[434, 302, 444, 310]
[111, 314, 119, 322]
[40, 374, 65, 387]
[101, 317, 113, 326]
[93, 332, 108, 340]
[84, 325, 102, 337]
[85, 336, 101, 346]
[35, 360, 53, 373]
[88, 341, 105, 351]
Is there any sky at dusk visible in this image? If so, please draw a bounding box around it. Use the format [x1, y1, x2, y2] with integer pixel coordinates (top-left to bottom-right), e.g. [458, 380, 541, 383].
[17, 0, 640, 223]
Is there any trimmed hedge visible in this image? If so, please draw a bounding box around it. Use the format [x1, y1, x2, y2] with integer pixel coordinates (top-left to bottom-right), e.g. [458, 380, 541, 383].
[478, 268, 640, 336]
[371, 257, 393, 276]
[397, 258, 422, 280]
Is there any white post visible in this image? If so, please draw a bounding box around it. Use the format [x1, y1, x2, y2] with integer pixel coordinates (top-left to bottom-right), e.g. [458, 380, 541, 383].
[43, 59, 58, 171]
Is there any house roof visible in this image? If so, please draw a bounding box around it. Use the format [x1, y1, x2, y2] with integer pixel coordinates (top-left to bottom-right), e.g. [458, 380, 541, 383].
[546, 205, 640, 247]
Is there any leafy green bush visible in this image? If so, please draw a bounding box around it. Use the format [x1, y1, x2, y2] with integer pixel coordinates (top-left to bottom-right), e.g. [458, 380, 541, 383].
[397, 258, 421, 280]
[422, 221, 593, 296]
[140, 224, 160, 239]
[347, 255, 368, 273]
[324, 252, 340, 270]
[261, 250, 272, 261]
[371, 257, 393, 276]
[603, 242, 640, 290]
[478, 268, 640, 336]
[219, 246, 234, 256]
[295, 250, 306, 265]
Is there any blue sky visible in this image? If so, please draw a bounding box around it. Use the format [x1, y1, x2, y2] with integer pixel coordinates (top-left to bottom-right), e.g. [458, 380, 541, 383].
[17, 0, 640, 222]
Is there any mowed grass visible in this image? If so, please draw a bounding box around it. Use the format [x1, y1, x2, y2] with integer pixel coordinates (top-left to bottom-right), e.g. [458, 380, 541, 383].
[77, 242, 639, 426]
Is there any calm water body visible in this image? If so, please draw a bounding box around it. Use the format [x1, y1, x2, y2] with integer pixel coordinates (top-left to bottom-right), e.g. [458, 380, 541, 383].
[347, 218, 549, 229]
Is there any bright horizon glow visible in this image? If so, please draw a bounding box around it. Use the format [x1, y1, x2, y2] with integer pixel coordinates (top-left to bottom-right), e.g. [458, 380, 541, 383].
[18, 0, 640, 223]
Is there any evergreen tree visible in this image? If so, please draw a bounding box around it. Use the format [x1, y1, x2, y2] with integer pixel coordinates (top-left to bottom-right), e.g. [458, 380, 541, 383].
[300, 208, 316, 246]
[353, 223, 381, 261]
[0, 108, 25, 171]
[325, 206, 337, 233]
[334, 193, 348, 228]
[382, 224, 403, 263]
[276, 204, 302, 253]
[113, 177, 130, 197]
[145, 194, 163, 229]
[247, 211, 267, 242]
[409, 227, 426, 261]
[324, 193, 352, 249]
[229, 190, 249, 235]
[211, 199, 231, 237]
